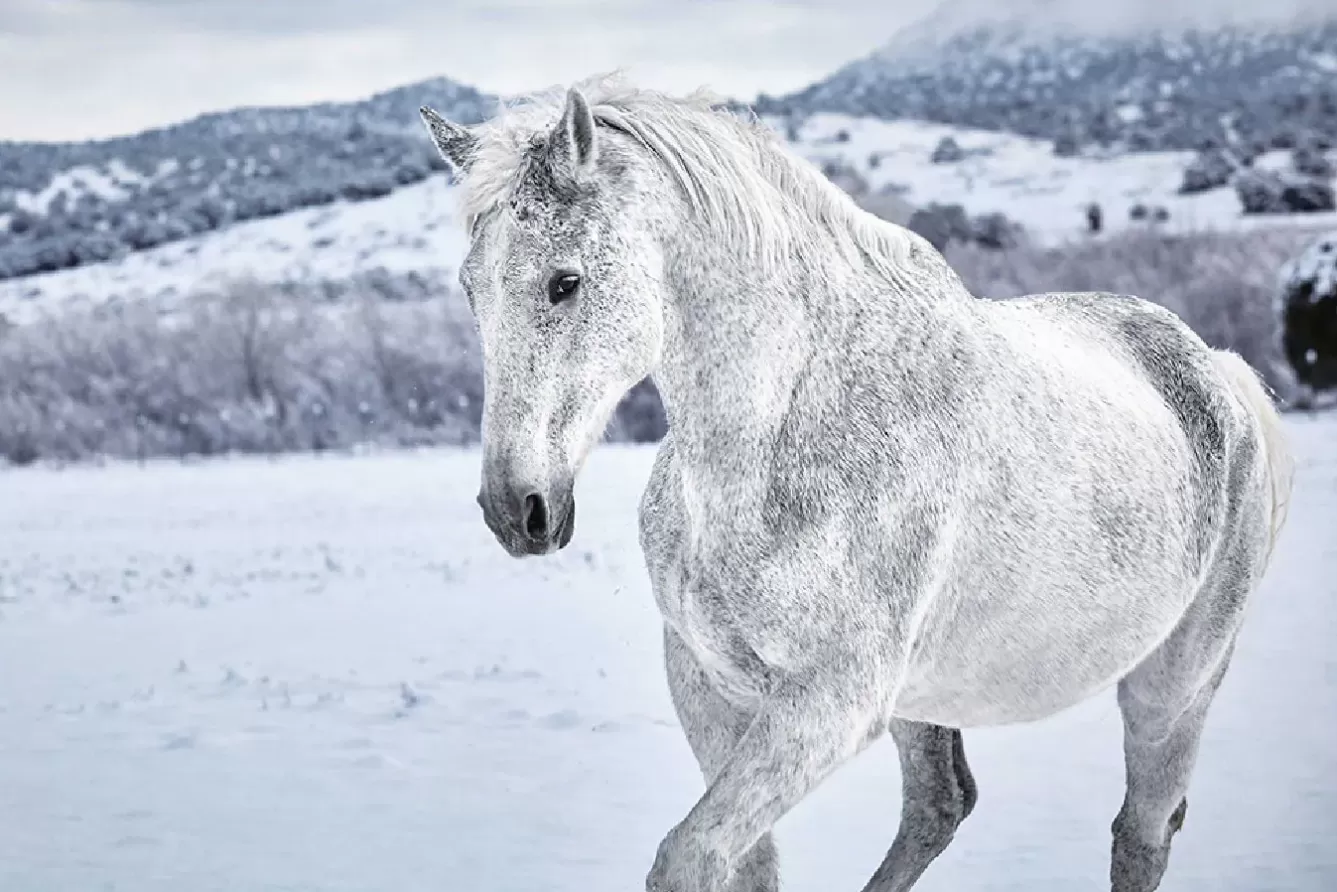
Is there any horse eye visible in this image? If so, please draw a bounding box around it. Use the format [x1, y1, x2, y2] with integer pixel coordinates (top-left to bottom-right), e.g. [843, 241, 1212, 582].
[547, 272, 581, 304]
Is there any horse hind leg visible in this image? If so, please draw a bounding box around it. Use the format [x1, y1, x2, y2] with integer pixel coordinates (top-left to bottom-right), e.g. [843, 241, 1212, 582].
[1111, 368, 1282, 891]
[1110, 573, 1248, 892]
[859, 720, 977, 892]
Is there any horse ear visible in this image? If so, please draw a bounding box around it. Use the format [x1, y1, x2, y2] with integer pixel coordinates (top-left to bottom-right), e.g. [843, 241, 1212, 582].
[420, 106, 477, 175]
[547, 87, 598, 179]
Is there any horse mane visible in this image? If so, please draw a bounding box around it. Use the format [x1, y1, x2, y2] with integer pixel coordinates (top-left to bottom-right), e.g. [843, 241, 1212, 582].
[459, 72, 923, 282]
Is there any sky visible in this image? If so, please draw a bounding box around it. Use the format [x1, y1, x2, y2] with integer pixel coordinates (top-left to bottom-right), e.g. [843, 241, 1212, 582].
[1, 0, 1333, 143]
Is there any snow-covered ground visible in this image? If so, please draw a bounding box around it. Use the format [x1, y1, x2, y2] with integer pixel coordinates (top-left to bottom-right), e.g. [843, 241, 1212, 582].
[1, 417, 1334, 892]
[5, 113, 1335, 325]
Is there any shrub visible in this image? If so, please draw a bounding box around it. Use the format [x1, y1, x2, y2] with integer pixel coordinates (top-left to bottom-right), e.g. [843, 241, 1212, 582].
[1281, 179, 1336, 213]
[908, 203, 1024, 252]
[931, 136, 966, 164]
[1086, 203, 1103, 233]
[1292, 146, 1335, 179]
[856, 185, 916, 226]
[1052, 133, 1080, 157]
[339, 175, 396, 201]
[819, 158, 869, 197]
[7, 209, 37, 235]
[1236, 169, 1337, 214]
[971, 212, 1024, 250]
[1277, 231, 1337, 394]
[908, 203, 972, 251]
[1179, 148, 1238, 194]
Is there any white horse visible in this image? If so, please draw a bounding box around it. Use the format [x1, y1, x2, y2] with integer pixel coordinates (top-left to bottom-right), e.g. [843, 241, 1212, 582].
[420, 76, 1294, 892]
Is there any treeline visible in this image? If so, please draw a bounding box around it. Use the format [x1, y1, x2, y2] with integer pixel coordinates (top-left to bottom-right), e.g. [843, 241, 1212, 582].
[0, 226, 1312, 466]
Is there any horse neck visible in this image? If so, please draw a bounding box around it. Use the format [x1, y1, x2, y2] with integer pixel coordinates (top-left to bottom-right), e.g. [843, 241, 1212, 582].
[650, 209, 953, 472]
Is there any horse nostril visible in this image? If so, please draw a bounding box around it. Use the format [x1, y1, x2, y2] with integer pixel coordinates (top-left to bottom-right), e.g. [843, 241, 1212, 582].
[522, 492, 549, 541]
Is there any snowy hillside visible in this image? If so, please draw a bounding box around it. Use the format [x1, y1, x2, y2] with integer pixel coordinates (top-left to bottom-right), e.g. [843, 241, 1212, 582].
[5, 111, 1336, 325]
[767, 2, 1337, 154]
[2, 419, 1335, 891]
[0, 173, 468, 323]
[0, 77, 495, 285]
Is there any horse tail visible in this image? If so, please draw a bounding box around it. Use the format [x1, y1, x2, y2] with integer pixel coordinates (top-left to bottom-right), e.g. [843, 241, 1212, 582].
[1213, 350, 1295, 565]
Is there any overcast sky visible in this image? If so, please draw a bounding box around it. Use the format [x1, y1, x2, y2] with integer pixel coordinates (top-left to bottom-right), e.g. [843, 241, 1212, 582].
[1, 0, 1333, 142]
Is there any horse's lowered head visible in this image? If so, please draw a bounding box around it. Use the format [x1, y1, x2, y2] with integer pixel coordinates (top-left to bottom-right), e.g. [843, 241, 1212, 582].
[420, 86, 670, 557]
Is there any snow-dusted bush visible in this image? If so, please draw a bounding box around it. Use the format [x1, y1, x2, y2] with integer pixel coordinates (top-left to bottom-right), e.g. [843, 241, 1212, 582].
[907, 203, 1024, 252]
[1179, 148, 1238, 194]
[855, 184, 916, 226]
[908, 203, 972, 251]
[1277, 230, 1337, 396]
[1052, 133, 1081, 158]
[1236, 169, 1336, 214]
[819, 158, 870, 197]
[1086, 203, 1103, 233]
[971, 212, 1025, 250]
[1292, 145, 1335, 180]
[931, 136, 966, 164]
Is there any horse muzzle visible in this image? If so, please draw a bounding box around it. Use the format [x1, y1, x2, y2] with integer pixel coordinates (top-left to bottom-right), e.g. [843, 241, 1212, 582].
[476, 480, 576, 558]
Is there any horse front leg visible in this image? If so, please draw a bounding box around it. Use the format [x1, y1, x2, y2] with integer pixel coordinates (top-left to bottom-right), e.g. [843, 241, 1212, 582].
[646, 664, 883, 892]
[663, 625, 779, 892]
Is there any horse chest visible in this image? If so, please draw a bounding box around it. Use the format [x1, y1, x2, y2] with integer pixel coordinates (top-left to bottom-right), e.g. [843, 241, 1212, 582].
[652, 527, 776, 703]
[640, 453, 780, 703]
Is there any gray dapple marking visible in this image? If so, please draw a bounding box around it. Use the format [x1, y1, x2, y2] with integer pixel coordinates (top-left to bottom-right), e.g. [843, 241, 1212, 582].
[420, 75, 1295, 892]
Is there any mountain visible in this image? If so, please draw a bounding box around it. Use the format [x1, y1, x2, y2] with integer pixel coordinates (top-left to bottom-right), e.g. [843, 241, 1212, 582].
[760, 3, 1337, 156]
[0, 77, 496, 283]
